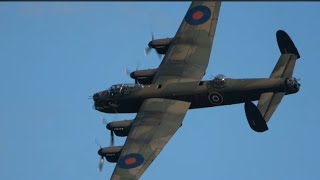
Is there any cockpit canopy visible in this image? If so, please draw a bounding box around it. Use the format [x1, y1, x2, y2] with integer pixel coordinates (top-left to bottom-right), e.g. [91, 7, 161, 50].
[108, 83, 144, 98]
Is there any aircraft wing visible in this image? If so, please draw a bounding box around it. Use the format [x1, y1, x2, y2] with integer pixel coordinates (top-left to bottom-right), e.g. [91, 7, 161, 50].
[152, 1, 221, 84]
[110, 2, 221, 179]
[110, 98, 191, 180]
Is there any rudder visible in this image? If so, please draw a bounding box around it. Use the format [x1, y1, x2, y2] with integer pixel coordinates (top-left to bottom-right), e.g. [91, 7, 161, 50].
[270, 30, 300, 78]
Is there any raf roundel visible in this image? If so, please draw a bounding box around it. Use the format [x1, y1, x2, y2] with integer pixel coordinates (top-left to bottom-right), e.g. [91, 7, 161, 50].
[208, 92, 223, 105]
[185, 5, 211, 25]
[117, 153, 144, 169]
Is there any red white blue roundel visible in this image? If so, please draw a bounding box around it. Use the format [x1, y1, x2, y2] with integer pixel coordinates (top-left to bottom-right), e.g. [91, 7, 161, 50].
[185, 6, 211, 25]
[117, 153, 144, 169]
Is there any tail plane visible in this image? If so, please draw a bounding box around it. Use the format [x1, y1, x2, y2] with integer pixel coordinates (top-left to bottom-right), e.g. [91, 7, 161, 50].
[246, 30, 301, 132]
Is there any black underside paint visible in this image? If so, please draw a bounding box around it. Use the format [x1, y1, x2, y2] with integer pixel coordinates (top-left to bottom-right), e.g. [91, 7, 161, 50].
[277, 30, 300, 59]
[244, 101, 268, 133]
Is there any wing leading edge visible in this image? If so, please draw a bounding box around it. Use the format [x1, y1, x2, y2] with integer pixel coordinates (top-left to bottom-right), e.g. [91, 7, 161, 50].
[111, 98, 191, 180]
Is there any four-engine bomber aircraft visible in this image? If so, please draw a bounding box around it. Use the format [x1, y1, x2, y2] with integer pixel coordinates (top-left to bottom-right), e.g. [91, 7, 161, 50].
[92, 1, 301, 179]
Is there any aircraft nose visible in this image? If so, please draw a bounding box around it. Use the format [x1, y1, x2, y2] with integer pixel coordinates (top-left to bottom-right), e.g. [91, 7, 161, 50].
[93, 93, 100, 101]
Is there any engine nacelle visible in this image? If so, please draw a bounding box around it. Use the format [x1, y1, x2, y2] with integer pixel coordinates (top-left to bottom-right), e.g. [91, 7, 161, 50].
[285, 77, 300, 94]
[98, 146, 122, 163]
[130, 68, 158, 85]
[106, 120, 134, 137]
[148, 38, 173, 54]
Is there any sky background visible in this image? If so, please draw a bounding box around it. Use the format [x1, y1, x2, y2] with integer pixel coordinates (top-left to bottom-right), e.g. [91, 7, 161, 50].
[0, 2, 319, 180]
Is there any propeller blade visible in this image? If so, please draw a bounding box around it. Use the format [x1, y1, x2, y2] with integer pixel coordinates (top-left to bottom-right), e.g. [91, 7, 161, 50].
[95, 137, 102, 148]
[125, 67, 132, 76]
[157, 52, 162, 59]
[110, 130, 114, 146]
[126, 62, 140, 84]
[144, 47, 152, 56]
[135, 61, 141, 71]
[125, 67, 137, 84]
[101, 117, 109, 125]
[98, 156, 104, 172]
[145, 32, 154, 56]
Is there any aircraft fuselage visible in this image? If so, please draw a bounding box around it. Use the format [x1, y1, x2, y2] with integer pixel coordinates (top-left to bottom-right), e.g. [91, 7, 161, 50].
[93, 77, 299, 114]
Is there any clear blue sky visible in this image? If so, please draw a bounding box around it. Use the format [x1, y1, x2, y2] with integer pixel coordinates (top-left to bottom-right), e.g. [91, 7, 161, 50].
[0, 2, 319, 180]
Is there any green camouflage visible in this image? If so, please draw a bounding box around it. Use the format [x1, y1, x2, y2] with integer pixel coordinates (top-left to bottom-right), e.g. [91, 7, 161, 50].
[257, 53, 300, 122]
[111, 99, 190, 179]
[92, 1, 302, 179]
[110, 1, 221, 179]
[152, 1, 221, 85]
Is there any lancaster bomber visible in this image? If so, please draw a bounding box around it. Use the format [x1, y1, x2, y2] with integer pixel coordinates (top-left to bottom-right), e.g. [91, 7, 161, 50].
[92, 1, 301, 179]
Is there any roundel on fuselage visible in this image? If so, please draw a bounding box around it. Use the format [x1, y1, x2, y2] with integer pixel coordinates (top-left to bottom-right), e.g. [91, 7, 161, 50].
[208, 92, 223, 105]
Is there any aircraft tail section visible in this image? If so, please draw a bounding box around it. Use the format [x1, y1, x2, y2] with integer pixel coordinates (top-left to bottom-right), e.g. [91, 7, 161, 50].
[245, 101, 268, 132]
[257, 92, 286, 123]
[257, 30, 300, 123]
[245, 30, 301, 131]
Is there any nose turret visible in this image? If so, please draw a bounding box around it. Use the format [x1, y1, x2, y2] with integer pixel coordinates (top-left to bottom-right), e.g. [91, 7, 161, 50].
[93, 93, 100, 101]
[92, 91, 111, 112]
[93, 91, 109, 102]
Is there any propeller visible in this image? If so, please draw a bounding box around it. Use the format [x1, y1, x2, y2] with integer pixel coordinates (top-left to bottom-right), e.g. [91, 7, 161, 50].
[125, 67, 138, 84]
[95, 137, 102, 149]
[98, 155, 104, 172]
[110, 129, 114, 147]
[125, 67, 131, 77]
[125, 62, 141, 84]
[101, 117, 109, 125]
[144, 32, 154, 56]
[144, 32, 162, 59]
[95, 137, 105, 172]
[101, 117, 115, 147]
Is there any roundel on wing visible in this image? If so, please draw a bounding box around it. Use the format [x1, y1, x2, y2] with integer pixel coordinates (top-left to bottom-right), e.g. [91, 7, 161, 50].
[117, 153, 144, 169]
[185, 6, 211, 25]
